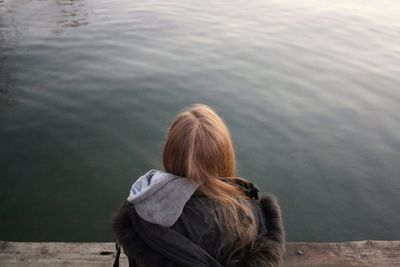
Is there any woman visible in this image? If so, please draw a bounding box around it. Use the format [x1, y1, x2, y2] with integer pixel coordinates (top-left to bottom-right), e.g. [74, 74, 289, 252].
[112, 104, 285, 267]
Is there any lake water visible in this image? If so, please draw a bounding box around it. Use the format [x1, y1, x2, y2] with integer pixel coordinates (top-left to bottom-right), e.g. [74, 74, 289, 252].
[1, 0, 399, 242]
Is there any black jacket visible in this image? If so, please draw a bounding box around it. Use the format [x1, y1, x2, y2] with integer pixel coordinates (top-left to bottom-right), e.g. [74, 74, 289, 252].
[112, 179, 285, 267]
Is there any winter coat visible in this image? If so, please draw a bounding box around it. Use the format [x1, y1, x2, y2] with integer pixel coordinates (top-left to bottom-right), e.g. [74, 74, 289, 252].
[112, 170, 285, 267]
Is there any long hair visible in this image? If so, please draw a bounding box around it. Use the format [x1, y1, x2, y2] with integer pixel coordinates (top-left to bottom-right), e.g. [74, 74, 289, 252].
[163, 104, 257, 255]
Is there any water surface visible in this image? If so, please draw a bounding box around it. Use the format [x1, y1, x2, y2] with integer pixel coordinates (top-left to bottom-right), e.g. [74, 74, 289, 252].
[1, 0, 400, 242]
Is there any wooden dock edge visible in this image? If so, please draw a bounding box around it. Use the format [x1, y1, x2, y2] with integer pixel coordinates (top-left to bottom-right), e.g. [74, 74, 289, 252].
[1, 240, 399, 267]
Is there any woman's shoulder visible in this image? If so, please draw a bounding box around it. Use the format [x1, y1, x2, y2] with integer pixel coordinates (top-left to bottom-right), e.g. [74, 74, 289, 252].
[176, 190, 285, 265]
[245, 193, 286, 267]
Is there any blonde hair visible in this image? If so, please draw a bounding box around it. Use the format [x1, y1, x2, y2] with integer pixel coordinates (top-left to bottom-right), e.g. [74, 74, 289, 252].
[163, 104, 257, 256]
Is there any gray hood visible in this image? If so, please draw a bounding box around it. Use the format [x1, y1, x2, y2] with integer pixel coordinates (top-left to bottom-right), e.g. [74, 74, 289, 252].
[127, 170, 199, 227]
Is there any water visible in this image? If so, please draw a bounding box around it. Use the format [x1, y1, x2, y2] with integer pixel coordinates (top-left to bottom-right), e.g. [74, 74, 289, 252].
[1, 0, 399, 242]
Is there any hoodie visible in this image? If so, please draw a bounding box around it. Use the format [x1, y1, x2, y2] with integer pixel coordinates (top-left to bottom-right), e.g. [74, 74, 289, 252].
[113, 170, 285, 267]
[127, 170, 199, 227]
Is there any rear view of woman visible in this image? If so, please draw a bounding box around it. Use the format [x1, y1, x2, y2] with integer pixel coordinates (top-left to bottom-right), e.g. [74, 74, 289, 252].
[113, 104, 285, 267]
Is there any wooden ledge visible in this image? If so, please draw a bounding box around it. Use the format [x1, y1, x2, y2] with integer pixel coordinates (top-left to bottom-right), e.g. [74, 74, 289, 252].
[1, 240, 399, 267]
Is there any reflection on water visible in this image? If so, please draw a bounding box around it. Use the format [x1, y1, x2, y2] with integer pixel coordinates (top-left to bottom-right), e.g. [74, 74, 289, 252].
[52, 0, 88, 34]
[0, 0, 89, 103]
[0, 0, 400, 242]
[0, 5, 16, 106]
[0, 0, 89, 36]
[0, 55, 15, 106]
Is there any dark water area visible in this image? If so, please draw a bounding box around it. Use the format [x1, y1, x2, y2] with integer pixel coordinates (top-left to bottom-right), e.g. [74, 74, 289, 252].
[1, 0, 400, 242]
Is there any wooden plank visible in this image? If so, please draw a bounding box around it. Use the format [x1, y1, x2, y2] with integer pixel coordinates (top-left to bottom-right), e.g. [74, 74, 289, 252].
[0, 242, 127, 267]
[285, 240, 400, 267]
[1, 240, 399, 267]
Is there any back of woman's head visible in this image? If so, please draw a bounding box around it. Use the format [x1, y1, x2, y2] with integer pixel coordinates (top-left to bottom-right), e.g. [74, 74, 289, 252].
[163, 104, 236, 183]
[163, 104, 257, 256]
